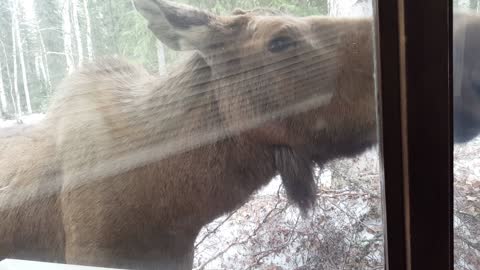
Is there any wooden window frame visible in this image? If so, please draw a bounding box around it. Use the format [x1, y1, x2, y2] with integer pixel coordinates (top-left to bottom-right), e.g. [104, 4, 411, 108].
[375, 0, 454, 269]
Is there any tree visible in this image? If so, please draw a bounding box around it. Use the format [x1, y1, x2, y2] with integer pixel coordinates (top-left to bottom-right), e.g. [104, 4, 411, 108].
[82, 0, 94, 61]
[471, 0, 480, 12]
[328, 0, 372, 17]
[0, 38, 15, 119]
[12, 0, 32, 114]
[62, 0, 75, 74]
[72, 0, 84, 66]
[0, 59, 7, 117]
[9, 0, 22, 120]
[31, 0, 52, 95]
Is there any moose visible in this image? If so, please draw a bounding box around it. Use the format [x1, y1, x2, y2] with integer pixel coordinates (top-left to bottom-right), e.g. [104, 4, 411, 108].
[0, 1, 376, 269]
[1, 0, 478, 269]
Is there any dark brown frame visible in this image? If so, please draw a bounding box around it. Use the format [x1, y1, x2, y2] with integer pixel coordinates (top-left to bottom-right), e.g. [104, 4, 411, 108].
[375, 0, 454, 269]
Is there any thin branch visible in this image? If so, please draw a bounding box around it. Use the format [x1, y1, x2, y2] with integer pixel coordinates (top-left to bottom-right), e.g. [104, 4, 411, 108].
[246, 213, 301, 270]
[196, 199, 289, 270]
[455, 233, 480, 251]
[194, 209, 239, 249]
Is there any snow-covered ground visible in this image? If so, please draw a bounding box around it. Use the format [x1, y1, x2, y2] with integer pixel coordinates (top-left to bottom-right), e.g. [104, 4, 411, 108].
[0, 113, 45, 129]
[0, 114, 45, 138]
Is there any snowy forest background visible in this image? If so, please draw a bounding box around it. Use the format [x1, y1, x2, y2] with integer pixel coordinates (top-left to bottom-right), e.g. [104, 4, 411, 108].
[0, 0, 479, 269]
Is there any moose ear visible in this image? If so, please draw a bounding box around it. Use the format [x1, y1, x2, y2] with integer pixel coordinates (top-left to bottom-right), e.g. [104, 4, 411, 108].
[134, 0, 225, 51]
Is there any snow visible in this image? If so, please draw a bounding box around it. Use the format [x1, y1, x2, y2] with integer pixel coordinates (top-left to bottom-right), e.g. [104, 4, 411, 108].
[0, 113, 45, 129]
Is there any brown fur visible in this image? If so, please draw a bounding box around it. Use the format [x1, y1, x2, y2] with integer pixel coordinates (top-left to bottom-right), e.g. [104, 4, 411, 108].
[0, 1, 378, 269]
[274, 146, 316, 211]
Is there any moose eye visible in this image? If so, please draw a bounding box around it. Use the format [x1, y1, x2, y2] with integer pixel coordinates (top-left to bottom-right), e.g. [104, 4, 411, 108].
[268, 37, 296, 53]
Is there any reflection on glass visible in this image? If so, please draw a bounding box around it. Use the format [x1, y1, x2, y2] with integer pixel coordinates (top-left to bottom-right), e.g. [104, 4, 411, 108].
[0, 0, 383, 269]
[454, 2, 480, 269]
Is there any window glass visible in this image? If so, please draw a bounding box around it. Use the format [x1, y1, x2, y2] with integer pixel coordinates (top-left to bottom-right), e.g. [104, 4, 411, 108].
[0, 0, 383, 269]
[454, 1, 480, 269]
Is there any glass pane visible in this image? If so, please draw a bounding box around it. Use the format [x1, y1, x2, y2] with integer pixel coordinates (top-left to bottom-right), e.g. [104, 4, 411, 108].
[0, 0, 383, 269]
[454, 2, 480, 269]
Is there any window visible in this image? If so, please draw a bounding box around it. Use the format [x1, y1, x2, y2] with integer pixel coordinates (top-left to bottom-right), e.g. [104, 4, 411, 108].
[453, 1, 480, 269]
[0, 0, 383, 269]
[378, 0, 453, 269]
[0, 0, 464, 270]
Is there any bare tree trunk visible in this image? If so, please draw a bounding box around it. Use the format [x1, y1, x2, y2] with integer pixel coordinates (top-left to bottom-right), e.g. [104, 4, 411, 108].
[12, 0, 32, 114]
[327, 0, 340, 16]
[38, 53, 50, 92]
[156, 41, 166, 75]
[72, 0, 84, 66]
[63, 0, 75, 74]
[11, 5, 22, 121]
[83, 0, 94, 61]
[34, 54, 41, 80]
[0, 40, 15, 119]
[109, 0, 119, 54]
[31, 3, 53, 94]
[0, 60, 7, 117]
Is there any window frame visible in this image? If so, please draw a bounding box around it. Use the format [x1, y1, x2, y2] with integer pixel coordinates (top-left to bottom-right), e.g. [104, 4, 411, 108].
[375, 0, 454, 269]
